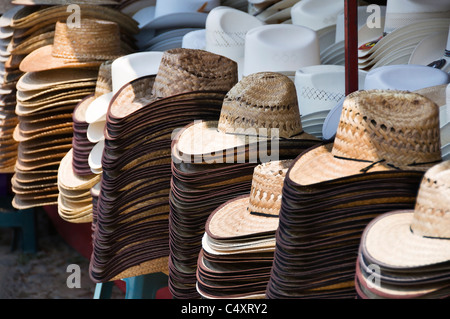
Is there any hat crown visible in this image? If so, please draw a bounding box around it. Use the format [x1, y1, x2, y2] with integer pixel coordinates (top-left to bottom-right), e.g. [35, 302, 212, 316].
[154, 0, 219, 17]
[291, 0, 344, 31]
[151, 48, 238, 98]
[332, 90, 442, 168]
[248, 160, 292, 216]
[410, 161, 450, 239]
[52, 19, 122, 62]
[218, 72, 303, 138]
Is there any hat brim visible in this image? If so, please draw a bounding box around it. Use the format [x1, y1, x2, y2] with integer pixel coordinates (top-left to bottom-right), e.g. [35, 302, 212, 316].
[142, 12, 208, 30]
[19, 45, 109, 73]
[288, 143, 434, 187]
[362, 211, 450, 269]
[174, 120, 318, 161]
[206, 195, 279, 240]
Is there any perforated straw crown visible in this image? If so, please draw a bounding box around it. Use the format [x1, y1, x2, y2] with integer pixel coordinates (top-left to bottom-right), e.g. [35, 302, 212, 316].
[332, 89, 442, 169]
[410, 160, 450, 239]
[217, 72, 303, 138]
[248, 160, 292, 216]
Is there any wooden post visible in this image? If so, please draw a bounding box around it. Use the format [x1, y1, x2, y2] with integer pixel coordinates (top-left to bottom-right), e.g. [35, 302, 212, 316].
[345, 0, 359, 95]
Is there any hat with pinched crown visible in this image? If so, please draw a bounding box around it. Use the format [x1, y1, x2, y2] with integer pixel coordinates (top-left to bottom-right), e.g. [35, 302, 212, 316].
[206, 160, 293, 240]
[361, 160, 450, 268]
[288, 89, 442, 187]
[20, 19, 127, 73]
[174, 72, 318, 161]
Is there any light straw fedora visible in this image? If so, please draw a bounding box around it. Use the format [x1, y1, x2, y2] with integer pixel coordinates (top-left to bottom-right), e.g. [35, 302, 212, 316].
[288, 90, 442, 187]
[205, 6, 264, 77]
[361, 160, 450, 268]
[182, 29, 206, 50]
[19, 19, 127, 73]
[141, 0, 220, 30]
[242, 24, 320, 77]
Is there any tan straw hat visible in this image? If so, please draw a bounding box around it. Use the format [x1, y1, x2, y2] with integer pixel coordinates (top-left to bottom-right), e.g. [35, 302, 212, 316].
[362, 160, 450, 268]
[288, 89, 442, 186]
[175, 72, 318, 160]
[19, 19, 126, 73]
[206, 160, 292, 240]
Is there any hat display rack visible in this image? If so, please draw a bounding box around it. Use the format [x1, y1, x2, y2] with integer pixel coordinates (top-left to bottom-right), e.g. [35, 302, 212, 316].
[0, 0, 448, 301]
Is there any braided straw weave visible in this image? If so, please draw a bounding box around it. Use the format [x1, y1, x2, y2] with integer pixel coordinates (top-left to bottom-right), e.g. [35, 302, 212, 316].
[51, 19, 122, 62]
[248, 160, 292, 216]
[410, 160, 450, 239]
[332, 90, 441, 168]
[94, 60, 113, 97]
[151, 48, 238, 98]
[217, 72, 303, 139]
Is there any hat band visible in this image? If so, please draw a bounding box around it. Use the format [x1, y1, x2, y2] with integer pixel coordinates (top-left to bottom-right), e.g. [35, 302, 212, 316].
[332, 155, 441, 173]
[410, 226, 450, 240]
[250, 211, 278, 218]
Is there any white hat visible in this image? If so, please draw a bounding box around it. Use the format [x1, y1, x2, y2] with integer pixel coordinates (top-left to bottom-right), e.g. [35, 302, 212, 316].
[410, 25, 450, 73]
[364, 64, 449, 91]
[205, 6, 264, 78]
[383, 0, 450, 34]
[254, 0, 301, 23]
[182, 29, 206, 50]
[295, 65, 366, 139]
[242, 24, 320, 77]
[141, 0, 220, 30]
[132, 5, 156, 28]
[85, 51, 163, 160]
[290, 0, 343, 32]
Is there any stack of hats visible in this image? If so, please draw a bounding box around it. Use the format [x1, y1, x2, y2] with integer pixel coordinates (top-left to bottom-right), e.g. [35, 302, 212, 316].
[168, 72, 321, 299]
[0, 5, 29, 173]
[56, 61, 114, 224]
[11, 18, 127, 210]
[356, 160, 450, 299]
[249, 0, 300, 24]
[134, 0, 220, 52]
[88, 48, 239, 284]
[196, 160, 292, 299]
[265, 89, 442, 299]
[357, 0, 450, 71]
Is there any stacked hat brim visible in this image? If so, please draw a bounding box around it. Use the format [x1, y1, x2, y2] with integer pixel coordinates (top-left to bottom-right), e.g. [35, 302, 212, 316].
[196, 160, 293, 299]
[168, 71, 322, 299]
[12, 69, 98, 209]
[358, 18, 450, 71]
[355, 161, 450, 299]
[89, 48, 240, 284]
[266, 89, 442, 299]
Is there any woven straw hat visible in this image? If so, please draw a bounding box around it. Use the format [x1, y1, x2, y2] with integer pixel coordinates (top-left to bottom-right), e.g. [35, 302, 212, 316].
[362, 160, 450, 268]
[19, 19, 126, 73]
[288, 89, 442, 186]
[206, 160, 292, 240]
[174, 72, 318, 160]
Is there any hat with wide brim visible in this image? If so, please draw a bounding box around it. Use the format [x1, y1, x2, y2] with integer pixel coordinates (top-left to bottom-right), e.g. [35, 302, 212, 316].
[19, 19, 128, 73]
[289, 90, 441, 187]
[361, 160, 450, 269]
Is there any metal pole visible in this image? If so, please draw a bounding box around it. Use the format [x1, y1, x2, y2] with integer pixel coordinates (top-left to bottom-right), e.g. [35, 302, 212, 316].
[345, 0, 359, 95]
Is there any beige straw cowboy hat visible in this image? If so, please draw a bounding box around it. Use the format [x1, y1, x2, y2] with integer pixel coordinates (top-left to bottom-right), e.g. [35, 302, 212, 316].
[361, 160, 450, 268]
[19, 19, 127, 73]
[174, 72, 318, 163]
[206, 160, 293, 241]
[288, 89, 442, 186]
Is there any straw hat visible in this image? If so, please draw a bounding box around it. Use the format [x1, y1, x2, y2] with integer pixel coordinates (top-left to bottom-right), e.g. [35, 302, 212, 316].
[288, 89, 442, 186]
[206, 160, 292, 240]
[412, 25, 450, 73]
[19, 19, 126, 73]
[175, 72, 319, 162]
[205, 6, 263, 67]
[141, 0, 220, 30]
[182, 29, 206, 50]
[242, 24, 320, 78]
[362, 160, 450, 268]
